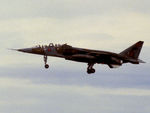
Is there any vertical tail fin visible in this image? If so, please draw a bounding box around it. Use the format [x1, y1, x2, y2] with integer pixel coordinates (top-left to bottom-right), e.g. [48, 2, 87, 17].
[120, 41, 144, 59]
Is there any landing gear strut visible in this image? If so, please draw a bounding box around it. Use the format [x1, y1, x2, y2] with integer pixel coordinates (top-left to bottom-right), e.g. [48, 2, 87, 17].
[44, 55, 49, 69]
[87, 63, 95, 74]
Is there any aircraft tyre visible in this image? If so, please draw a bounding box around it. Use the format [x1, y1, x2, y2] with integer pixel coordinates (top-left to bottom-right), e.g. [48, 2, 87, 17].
[87, 68, 95, 74]
[45, 64, 49, 69]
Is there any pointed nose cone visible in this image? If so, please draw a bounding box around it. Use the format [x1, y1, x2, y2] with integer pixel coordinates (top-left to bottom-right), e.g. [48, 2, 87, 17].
[17, 48, 33, 53]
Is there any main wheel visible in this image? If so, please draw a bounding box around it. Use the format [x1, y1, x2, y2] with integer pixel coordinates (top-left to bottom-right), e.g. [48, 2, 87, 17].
[91, 69, 95, 73]
[87, 68, 95, 74]
[45, 64, 49, 69]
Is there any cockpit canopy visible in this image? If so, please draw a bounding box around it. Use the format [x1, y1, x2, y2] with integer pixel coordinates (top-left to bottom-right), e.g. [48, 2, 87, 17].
[32, 43, 74, 55]
[34, 43, 72, 49]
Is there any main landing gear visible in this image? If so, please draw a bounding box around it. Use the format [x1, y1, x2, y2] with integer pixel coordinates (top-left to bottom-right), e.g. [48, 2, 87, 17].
[87, 63, 95, 74]
[44, 55, 49, 69]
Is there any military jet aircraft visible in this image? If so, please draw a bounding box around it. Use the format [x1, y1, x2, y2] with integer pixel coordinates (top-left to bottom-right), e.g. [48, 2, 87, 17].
[13, 41, 145, 74]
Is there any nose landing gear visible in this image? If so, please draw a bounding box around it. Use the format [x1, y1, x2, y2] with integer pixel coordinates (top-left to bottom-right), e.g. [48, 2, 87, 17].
[87, 63, 96, 74]
[44, 55, 49, 69]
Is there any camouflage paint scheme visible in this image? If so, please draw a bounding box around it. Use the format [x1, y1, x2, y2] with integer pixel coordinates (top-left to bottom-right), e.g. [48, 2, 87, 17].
[15, 41, 145, 74]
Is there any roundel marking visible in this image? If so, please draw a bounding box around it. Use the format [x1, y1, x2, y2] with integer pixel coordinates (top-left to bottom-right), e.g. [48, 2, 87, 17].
[48, 49, 51, 52]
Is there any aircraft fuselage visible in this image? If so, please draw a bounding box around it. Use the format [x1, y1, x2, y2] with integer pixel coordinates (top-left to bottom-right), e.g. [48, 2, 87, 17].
[15, 41, 144, 74]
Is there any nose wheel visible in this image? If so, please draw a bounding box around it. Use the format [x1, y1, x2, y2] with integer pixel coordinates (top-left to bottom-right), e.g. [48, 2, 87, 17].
[45, 64, 49, 68]
[87, 63, 96, 74]
[44, 55, 49, 69]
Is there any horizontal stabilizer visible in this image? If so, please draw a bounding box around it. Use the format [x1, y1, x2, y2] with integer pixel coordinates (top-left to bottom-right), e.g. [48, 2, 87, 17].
[138, 59, 146, 63]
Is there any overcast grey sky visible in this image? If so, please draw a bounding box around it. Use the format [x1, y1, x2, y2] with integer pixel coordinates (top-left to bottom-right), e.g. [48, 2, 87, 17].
[0, 0, 150, 113]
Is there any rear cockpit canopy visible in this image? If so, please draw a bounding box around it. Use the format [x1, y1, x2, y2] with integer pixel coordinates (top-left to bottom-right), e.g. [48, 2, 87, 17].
[49, 43, 54, 47]
[49, 43, 72, 48]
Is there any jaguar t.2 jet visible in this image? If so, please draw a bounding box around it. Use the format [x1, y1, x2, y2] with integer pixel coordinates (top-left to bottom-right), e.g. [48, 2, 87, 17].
[14, 41, 145, 74]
